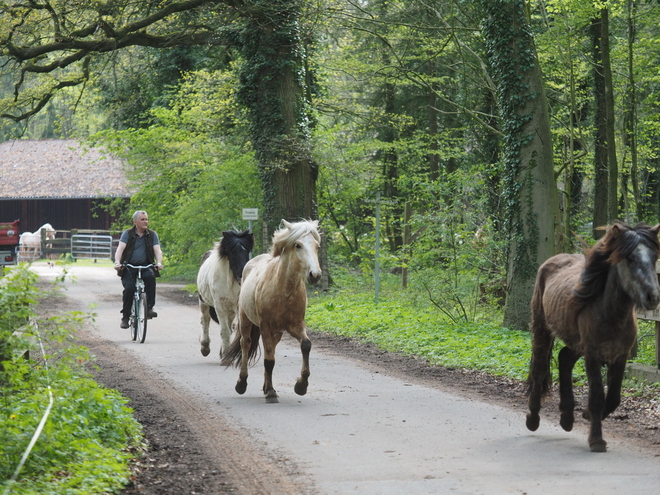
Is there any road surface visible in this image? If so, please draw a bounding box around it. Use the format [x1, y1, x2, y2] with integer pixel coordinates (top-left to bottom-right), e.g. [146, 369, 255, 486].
[33, 262, 660, 495]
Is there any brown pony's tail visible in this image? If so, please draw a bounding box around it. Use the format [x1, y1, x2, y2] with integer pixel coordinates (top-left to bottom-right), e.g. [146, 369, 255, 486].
[526, 265, 554, 398]
[221, 324, 262, 368]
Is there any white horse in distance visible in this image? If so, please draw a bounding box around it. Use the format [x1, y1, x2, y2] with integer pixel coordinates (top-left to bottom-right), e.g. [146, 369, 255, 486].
[18, 223, 56, 261]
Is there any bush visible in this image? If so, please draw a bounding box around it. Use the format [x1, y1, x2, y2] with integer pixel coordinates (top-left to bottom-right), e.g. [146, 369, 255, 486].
[1, 265, 143, 494]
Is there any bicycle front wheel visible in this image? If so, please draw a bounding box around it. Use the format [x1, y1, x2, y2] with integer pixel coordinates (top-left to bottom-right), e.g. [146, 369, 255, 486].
[137, 292, 148, 343]
[130, 300, 138, 341]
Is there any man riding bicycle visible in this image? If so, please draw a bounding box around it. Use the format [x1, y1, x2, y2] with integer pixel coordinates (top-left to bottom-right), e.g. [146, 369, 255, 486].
[114, 210, 164, 329]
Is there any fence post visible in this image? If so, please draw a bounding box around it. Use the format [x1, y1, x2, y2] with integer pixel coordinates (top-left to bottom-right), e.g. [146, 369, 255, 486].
[320, 228, 329, 292]
[402, 202, 410, 289]
[262, 222, 269, 255]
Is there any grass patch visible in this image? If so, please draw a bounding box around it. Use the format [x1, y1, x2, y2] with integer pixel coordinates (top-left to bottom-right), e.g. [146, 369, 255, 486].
[307, 271, 659, 384]
[308, 287, 532, 380]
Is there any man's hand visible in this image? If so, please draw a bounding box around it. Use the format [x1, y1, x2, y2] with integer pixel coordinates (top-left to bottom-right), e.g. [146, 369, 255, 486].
[114, 262, 123, 272]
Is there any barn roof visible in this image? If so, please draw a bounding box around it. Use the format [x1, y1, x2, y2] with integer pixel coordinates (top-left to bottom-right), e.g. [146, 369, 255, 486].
[0, 139, 132, 200]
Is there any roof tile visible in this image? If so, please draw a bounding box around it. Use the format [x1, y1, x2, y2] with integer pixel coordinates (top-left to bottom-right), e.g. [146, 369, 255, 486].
[0, 139, 132, 199]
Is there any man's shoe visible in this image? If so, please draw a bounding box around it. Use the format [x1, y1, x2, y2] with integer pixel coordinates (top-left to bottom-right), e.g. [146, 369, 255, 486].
[148, 309, 158, 319]
[120, 317, 129, 329]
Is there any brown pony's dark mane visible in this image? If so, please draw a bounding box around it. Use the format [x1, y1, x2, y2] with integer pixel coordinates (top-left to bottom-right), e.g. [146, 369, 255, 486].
[574, 222, 660, 304]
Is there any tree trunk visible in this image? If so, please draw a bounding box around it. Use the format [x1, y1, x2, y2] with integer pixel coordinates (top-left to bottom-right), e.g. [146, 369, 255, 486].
[601, 8, 618, 224]
[480, 0, 558, 331]
[237, 0, 318, 235]
[428, 63, 439, 182]
[591, 13, 609, 237]
[624, 0, 639, 220]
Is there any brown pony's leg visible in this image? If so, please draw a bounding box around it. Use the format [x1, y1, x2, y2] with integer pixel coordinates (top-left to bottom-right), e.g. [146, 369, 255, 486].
[526, 325, 554, 431]
[294, 332, 312, 396]
[584, 355, 607, 452]
[261, 331, 282, 402]
[557, 346, 580, 431]
[235, 313, 253, 395]
[603, 354, 627, 419]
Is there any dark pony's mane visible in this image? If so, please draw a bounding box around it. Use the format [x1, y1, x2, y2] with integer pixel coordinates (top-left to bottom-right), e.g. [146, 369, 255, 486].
[574, 222, 660, 304]
[217, 229, 254, 281]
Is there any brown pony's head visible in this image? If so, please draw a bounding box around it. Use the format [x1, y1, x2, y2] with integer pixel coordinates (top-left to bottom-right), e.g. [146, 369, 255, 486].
[575, 222, 660, 307]
[270, 220, 321, 257]
[270, 220, 322, 284]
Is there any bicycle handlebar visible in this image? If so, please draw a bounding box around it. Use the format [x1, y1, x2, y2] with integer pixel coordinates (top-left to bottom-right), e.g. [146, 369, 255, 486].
[123, 263, 155, 270]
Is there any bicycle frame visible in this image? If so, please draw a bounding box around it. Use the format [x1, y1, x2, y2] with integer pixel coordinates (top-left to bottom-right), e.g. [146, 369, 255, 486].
[124, 263, 153, 343]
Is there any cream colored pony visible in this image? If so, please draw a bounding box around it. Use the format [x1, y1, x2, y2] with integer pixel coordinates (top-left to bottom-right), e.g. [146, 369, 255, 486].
[221, 219, 322, 402]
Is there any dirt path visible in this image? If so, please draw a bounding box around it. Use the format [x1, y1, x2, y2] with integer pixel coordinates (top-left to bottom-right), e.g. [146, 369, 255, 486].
[35, 262, 660, 494]
[78, 332, 304, 494]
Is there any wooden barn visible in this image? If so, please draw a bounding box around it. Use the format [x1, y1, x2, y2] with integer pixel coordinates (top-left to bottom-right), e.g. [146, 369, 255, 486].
[0, 139, 131, 234]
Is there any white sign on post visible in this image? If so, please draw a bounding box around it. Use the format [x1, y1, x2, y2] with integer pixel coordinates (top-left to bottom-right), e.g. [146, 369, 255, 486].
[242, 208, 259, 220]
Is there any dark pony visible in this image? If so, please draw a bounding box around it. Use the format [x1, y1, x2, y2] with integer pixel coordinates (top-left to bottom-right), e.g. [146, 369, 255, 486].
[196, 229, 254, 359]
[526, 222, 660, 452]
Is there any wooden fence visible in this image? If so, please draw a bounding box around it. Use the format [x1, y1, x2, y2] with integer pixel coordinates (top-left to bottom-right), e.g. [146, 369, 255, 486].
[38, 229, 122, 260]
[635, 260, 660, 368]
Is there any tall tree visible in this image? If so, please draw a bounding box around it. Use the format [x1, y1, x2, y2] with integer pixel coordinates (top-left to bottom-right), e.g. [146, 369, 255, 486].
[479, 0, 558, 330]
[622, 0, 639, 221]
[235, 0, 318, 233]
[0, 0, 317, 230]
[590, 8, 618, 236]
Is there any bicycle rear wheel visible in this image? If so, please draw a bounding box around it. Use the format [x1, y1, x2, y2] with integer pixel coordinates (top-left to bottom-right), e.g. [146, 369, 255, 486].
[137, 292, 148, 343]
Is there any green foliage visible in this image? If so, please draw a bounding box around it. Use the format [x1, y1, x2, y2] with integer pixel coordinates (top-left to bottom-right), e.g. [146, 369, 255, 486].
[307, 272, 531, 380]
[0, 265, 143, 494]
[92, 68, 262, 277]
[308, 270, 659, 385]
[635, 321, 660, 367]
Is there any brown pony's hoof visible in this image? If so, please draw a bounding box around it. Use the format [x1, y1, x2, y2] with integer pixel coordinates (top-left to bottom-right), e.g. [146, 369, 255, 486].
[294, 380, 308, 396]
[201, 346, 210, 357]
[560, 413, 574, 432]
[235, 380, 247, 395]
[526, 413, 540, 431]
[589, 439, 607, 453]
[264, 388, 278, 403]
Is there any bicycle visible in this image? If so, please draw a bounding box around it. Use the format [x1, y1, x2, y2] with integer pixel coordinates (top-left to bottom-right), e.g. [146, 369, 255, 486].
[123, 263, 154, 343]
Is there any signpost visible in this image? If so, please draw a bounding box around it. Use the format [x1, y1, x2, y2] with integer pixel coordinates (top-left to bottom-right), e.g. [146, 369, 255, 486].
[242, 208, 258, 231]
[365, 192, 397, 303]
[242, 208, 258, 258]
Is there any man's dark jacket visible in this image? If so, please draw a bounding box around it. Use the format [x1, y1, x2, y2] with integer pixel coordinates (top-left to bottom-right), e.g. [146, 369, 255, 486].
[118, 226, 160, 277]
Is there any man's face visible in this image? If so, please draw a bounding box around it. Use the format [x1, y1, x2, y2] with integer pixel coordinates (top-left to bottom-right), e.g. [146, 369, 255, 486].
[135, 214, 149, 230]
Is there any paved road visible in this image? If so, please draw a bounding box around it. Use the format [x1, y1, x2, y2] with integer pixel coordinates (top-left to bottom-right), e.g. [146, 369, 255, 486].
[35, 263, 660, 495]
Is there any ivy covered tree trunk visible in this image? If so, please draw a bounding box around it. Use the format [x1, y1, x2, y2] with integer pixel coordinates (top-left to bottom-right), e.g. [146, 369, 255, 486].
[480, 0, 558, 331]
[591, 15, 609, 237]
[236, 0, 318, 234]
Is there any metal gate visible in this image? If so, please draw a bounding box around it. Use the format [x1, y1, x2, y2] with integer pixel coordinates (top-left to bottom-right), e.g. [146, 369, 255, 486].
[70, 234, 113, 260]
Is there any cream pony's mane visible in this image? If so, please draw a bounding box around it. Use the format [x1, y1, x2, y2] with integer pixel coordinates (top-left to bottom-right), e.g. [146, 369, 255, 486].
[270, 220, 320, 257]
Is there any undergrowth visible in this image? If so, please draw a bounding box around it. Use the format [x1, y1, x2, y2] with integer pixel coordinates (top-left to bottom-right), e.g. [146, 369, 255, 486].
[0, 264, 143, 495]
[307, 269, 660, 388]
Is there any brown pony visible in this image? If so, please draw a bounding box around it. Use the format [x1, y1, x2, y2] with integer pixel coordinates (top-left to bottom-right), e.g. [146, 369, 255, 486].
[221, 220, 322, 403]
[526, 222, 660, 452]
